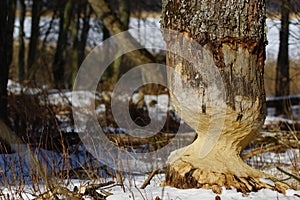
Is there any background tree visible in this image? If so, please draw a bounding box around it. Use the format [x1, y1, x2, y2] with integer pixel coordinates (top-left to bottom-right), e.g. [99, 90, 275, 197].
[275, 0, 290, 114]
[27, 0, 41, 72]
[71, 1, 92, 85]
[109, 0, 130, 85]
[162, 0, 286, 193]
[52, 0, 74, 88]
[0, 0, 16, 152]
[18, 0, 26, 81]
[0, 0, 16, 122]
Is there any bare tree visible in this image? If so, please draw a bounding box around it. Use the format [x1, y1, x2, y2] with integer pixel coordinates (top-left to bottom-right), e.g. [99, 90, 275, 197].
[109, 0, 130, 85]
[162, 0, 287, 193]
[0, 0, 16, 152]
[275, 0, 290, 114]
[52, 0, 74, 88]
[0, 0, 16, 122]
[27, 0, 41, 71]
[18, 0, 26, 81]
[71, 1, 92, 85]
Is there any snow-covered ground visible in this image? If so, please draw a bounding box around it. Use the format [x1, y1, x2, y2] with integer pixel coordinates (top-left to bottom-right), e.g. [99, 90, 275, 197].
[107, 175, 300, 200]
[1, 174, 299, 200]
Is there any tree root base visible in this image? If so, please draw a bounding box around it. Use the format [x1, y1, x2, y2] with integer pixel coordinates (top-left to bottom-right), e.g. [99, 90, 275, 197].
[164, 164, 289, 194]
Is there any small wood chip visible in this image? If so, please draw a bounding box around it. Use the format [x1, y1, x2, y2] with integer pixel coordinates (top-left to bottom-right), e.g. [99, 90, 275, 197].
[215, 195, 221, 200]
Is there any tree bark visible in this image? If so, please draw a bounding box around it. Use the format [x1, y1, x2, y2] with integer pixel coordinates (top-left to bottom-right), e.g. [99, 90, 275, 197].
[18, 0, 26, 81]
[0, 1, 9, 122]
[27, 0, 41, 71]
[0, 0, 16, 122]
[162, 0, 287, 194]
[70, 2, 92, 87]
[0, 0, 16, 152]
[52, 0, 74, 88]
[78, 3, 91, 67]
[109, 0, 130, 85]
[275, 0, 290, 115]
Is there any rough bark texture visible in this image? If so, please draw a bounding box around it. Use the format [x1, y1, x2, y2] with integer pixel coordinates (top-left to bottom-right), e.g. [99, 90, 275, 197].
[162, 0, 287, 193]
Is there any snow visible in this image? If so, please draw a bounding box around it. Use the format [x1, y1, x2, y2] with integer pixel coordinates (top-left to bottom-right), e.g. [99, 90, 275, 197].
[105, 174, 300, 200]
[7, 80, 41, 95]
[116, 187, 300, 200]
[264, 115, 300, 126]
[1, 173, 299, 200]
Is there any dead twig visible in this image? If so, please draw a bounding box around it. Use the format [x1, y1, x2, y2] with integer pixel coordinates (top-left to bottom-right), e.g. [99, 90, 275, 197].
[140, 169, 159, 189]
[242, 144, 283, 160]
[276, 167, 300, 182]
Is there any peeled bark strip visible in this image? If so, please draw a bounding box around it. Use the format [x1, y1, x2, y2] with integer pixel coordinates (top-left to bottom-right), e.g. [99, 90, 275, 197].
[162, 0, 288, 193]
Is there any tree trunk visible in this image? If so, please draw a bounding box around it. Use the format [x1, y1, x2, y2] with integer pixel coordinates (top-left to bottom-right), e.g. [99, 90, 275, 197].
[0, 0, 16, 152]
[275, 0, 290, 115]
[109, 0, 130, 85]
[78, 3, 91, 67]
[52, 0, 74, 88]
[70, 3, 81, 87]
[162, 0, 286, 194]
[18, 0, 26, 81]
[0, 0, 16, 122]
[27, 0, 41, 71]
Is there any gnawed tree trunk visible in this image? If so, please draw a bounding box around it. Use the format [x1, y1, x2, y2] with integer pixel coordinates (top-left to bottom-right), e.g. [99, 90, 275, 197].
[162, 0, 287, 194]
